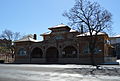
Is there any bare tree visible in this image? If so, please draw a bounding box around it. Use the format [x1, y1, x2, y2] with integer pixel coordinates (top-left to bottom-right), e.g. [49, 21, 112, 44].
[0, 29, 21, 54]
[0, 29, 21, 41]
[63, 0, 112, 66]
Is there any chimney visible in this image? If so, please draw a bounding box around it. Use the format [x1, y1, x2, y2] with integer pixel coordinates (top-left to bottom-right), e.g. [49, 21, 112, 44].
[33, 34, 37, 40]
[81, 25, 83, 34]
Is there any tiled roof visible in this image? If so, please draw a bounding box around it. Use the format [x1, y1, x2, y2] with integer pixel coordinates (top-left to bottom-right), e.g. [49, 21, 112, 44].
[48, 24, 71, 30]
[14, 37, 40, 42]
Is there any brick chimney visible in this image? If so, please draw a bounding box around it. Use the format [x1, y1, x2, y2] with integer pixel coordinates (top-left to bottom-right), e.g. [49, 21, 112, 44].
[33, 34, 37, 40]
[81, 25, 83, 34]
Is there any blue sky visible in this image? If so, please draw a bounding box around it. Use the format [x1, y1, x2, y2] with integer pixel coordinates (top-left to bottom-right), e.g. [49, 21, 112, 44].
[0, 0, 120, 40]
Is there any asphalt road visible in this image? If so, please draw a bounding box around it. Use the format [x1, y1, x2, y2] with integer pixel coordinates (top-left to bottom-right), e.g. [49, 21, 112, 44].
[0, 64, 120, 81]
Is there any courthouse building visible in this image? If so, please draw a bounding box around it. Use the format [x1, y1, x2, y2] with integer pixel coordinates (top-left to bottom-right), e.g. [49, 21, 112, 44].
[14, 24, 115, 64]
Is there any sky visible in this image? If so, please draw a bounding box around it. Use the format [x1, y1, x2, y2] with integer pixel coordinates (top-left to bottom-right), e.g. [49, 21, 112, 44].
[0, 0, 120, 40]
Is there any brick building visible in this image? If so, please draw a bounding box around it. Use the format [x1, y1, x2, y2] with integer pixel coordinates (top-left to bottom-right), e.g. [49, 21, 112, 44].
[110, 35, 120, 59]
[14, 24, 115, 64]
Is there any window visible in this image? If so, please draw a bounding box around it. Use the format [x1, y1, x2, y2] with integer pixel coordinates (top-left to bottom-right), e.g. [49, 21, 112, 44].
[55, 35, 63, 40]
[83, 44, 90, 54]
[94, 48, 102, 54]
[18, 48, 26, 56]
[83, 47, 90, 54]
[83, 45, 102, 54]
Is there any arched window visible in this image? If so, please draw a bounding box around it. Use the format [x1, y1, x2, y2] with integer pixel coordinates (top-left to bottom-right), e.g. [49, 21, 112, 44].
[18, 48, 26, 56]
[62, 46, 77, 58]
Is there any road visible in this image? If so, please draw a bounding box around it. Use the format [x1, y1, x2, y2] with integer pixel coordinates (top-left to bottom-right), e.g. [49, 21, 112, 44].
[0, 64, 120, 81]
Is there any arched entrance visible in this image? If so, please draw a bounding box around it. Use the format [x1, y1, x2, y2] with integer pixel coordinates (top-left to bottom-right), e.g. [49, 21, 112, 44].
[46, 47, 59, 63]
[62, 46, 77, 58]
[31, 47, 43, 58]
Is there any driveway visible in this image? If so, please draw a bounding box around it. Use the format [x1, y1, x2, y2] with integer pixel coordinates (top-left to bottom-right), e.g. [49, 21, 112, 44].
[0, 64, 120, 81]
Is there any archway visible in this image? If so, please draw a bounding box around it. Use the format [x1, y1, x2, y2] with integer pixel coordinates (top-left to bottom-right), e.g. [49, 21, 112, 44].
[62, 46, 77, 58]
[31, 47, 43, 58]
[46, 47, 59, 63]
